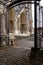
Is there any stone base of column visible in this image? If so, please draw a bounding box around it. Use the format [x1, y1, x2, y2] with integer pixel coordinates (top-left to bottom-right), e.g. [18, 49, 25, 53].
[0, 34, 8, 47]
[2, 41, 6, 46]
[9, 40, 14, 46]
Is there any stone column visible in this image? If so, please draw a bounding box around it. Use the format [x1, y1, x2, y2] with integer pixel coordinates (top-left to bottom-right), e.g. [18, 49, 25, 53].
[17, 15, 21, 34]
[29, 20, 33, 35]
[29, 4, 33, 35]
[14, 16, 18, 34]
[0, 13, 2, 46]
[9, 8, 15, 33]
[9, 8, 16, 45]
[1, 15, 6, 35]
[20, 11, 27, 33]
[1, 14, 7, 46]
[9, 8, 18, 34]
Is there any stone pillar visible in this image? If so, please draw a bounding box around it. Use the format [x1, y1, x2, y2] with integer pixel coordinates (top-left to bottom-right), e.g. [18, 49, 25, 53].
[26, 20, 30, 34]
[9, 8, 15, 33]
[1, 14, 7, 46]
[29, 4, 33, 35]
[20, 11, 27, 33]
[0, 13, 2, 46]
[17, 15, 21, 34]
[29, 20, 33, 35]
[1, 15, 6, 35]
[9, 8, 18, 34]
[14, 16, 18, 34]
[9, 8, 18, 45]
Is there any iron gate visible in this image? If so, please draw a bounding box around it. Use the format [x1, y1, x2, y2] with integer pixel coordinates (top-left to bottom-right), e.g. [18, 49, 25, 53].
[7, 0, 41, 49]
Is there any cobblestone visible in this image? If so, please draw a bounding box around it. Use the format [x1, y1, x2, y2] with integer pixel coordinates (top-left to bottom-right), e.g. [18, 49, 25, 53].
[0, 35, 43, 65]
[0, 46, 31, 65]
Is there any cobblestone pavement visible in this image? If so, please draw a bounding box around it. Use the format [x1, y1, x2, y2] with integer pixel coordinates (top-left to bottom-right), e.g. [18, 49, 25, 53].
[0, 35, 33, 65]
[0, 36, 34, 65]
[0, 46, 31, 65]
[0, 35, 43, 65]
[1, 46, 43, 65]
